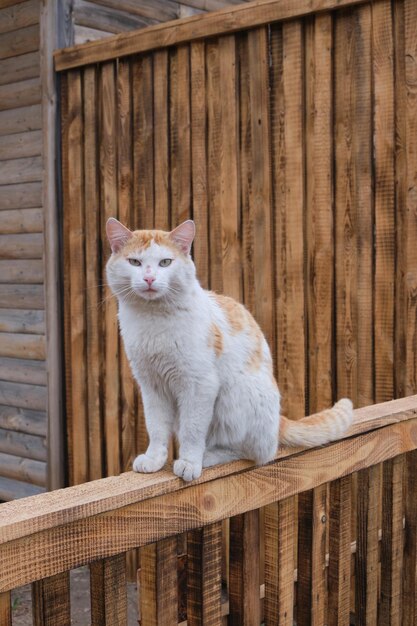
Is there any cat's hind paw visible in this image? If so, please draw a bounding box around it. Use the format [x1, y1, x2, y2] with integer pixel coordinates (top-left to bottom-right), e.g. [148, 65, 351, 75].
[173, 459, 202, 482]
[133, 453, 165, 474]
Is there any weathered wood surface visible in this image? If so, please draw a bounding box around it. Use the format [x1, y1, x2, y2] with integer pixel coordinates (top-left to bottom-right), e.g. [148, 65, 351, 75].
[0, 182, 42, 210]
[90, 554, 128, 625]
[0, 77, 41, 112]
[0, 332, 45, 359]
[0, 475, 44, 501]
[0, 426, 47, 461]
[0, 357, 46, 385]
[0, 397, 417, 591]
[0, 51, 40, 86]
[0, 285, 44, 309]
[0, 260, 43, 283]
[0, 451, 46, 486]
[32, 572, 71, 626]
[0, 404, 47, 437]
[54, 0, 368, 69]
[0, 130, 42, 160]
[0, 0, 39, 34]
[0, 309, 44, 334]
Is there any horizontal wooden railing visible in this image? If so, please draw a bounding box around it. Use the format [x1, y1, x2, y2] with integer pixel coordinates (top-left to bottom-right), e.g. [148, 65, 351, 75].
[53, 0, 369, 70]
[1, 395, 417, 624]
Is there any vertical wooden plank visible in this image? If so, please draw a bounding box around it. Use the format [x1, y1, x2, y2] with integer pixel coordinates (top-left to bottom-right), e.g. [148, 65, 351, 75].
[218, 35, 241, 302]
[305, 13, 334, 412]
[133, 53, 154, 228]
[91, 554, 128, 626]
[328, 475, 351, 626]
[403, 0, 417, 397]
[117, 58, 137, 474]
[247, 26, 274, 349]
[297, 484, 327, 626]
[32, 572, 71, 626]
[0, 591, 11, 626]
[379, 455, 404, 626]
[264, 496, 295, 626]
[187, 522, 222, 626]
[191, 41, 209, 288]
[67, 69, 88, 485]
[229, 509, 260, 626]
[403, 449, 417, 626]
[140, 537, 178, 626]
[355, 464, 380, 626]
[170, 45, 191, 227]
[83, 65, 103, 481]
[272, 20, 305, 418]
[154, 49, 170, 231]
[100, 62, 120, 478]
[206, 39, 222, 294]
[373, 0, 395, 403]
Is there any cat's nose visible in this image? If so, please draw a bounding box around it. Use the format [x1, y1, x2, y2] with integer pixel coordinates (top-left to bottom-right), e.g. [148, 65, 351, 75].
[144, 276, 155, 286]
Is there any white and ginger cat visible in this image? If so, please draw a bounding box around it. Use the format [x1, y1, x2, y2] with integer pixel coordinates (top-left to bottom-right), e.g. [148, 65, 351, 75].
[106, 218, 353, 482]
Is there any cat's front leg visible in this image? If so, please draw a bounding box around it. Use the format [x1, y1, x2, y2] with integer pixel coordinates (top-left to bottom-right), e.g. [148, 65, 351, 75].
[133, 384, 173, 474]
[173, 380, 218, 482]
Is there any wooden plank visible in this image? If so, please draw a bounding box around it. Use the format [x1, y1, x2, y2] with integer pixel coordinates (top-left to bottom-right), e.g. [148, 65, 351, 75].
[116, 58, 136, 473]
[90, 554, 128, 625]
[0, 233, 43, 258]
[0, 357, 46, 385]
[74, 0, 154, 33]
[0, 404, 46, 436]
[0, 451, 46, 486]
[0, 77, 41, 112]
[218, 34, 240, 302]
[0, 309, 44, 334]
[32, 572, 71, 626]
[153, 49, 170, 230]
[0, 182, 42, 210]
[403, 449, 417, 626]
[0, 426, 47, 461]
[0, 156, 42, 185]
[328, 475, 351, 626]
[373, 0, 395, 403]
[305, 13, 333, 412]
[229, 510, 260, 625]
[355, 464, 380, 625]
[0, 285, 44, 309]
[272, 20, 305, 417]
[99, 62, 119, 477]
[83, 65, 102, 481]
[0, 0, 39, 34]
[0, 24, 39, 61]
[403, 0, 417, 396]
[190, 41, 208, 287]
[0, 395, 416, 539]
[0, 475, 44, 500]
[89, 0, 179, 22]
[170, 45, 191, 226]
[0, 208, 43, 233]
[0, 130, 42, 160]
[0, 260, 43, 283]
[74, 25, 112, 44]
[67, 69, 88, 485]
[0, 104, 41, 136]
[140, 537, 178, 625]
[206, 39, 221, 292]
[0, 380, 46, 411]
[0, 591, 11, 626]
[0, 51, 40, 87]
[54, 0, 369, 70]
[379, 455, 403, 626]
[297, 484, 327, 626]
[264, 496, 296, 626]
[0, 332, 45, 360]
[187, 521, 222, 626]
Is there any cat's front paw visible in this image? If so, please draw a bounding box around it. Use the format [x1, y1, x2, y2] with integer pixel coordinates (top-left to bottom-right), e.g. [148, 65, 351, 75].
[173, 459, 202, 482]
[133, 454, 164, 474]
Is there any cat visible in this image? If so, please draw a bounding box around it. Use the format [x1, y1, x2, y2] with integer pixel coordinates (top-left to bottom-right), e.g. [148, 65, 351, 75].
[106, 218, 353, 481]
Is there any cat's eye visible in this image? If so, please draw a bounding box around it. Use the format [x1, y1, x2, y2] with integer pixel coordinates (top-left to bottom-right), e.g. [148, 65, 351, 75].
[128, 258, 141, 266]
[159, 259, 172, 267]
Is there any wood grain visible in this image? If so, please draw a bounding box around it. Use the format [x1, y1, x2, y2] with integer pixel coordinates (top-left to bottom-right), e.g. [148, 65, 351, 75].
[32, 572, 71, 626]
[328, 475, 351, 626]
[229, 510, 260, 625]
[90, 554, 128, 625]
[139, 538, 178, 625]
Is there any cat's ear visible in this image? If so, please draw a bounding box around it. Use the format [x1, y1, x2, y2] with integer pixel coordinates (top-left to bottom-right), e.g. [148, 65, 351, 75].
[169, 220, 195, 255]
[106, 218, 132, 253]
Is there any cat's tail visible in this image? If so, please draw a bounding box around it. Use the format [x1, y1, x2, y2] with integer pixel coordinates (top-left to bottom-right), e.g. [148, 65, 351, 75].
[279, 398, 353, 448]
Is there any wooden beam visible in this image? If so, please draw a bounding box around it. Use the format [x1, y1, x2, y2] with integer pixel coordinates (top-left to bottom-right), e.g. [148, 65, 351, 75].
[54, 0, 369, 70]
[0, 332, 46, 360]
[32, 572, 71, 626]
[0, 309, 45, 334]
[0, 404, 47, 437]
[90, 554, 127, 625]
[1, 398, 417, 591]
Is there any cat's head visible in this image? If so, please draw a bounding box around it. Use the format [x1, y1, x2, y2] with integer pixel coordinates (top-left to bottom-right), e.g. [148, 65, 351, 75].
[106, 219, 196, 304]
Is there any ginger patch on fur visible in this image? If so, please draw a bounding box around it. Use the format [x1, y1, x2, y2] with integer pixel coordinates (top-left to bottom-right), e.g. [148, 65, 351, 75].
[208, 323, 223, 357]
[123, 229, 184, 256]
[212, 293, 247, 333]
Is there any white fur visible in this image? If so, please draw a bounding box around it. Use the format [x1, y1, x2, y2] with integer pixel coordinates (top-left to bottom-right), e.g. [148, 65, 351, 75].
[106, 220, 353, 481]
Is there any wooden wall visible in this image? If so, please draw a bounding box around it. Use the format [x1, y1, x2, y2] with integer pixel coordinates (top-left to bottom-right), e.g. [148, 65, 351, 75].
[0, 0, 47, 499]
[57, 0, 417, 485]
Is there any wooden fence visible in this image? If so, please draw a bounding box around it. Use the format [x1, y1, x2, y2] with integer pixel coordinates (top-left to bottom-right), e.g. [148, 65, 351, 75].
[0, 396, 417, 624]
[55, 0, 417, 486]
